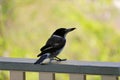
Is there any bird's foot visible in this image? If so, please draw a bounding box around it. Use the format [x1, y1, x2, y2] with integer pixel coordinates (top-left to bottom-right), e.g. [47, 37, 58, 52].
[54, 56, 67, 61]
[56, 59, 67, 61]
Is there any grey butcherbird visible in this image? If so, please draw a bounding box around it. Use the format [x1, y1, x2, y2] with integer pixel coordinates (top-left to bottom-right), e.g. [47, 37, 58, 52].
[34, 28, 76, 64]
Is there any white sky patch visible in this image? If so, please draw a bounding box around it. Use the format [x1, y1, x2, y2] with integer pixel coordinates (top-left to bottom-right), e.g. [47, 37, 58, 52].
[113, 0, 120, 9]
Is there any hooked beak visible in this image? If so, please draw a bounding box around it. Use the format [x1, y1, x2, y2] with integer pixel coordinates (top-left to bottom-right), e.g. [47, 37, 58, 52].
[66, 28, 76, 33]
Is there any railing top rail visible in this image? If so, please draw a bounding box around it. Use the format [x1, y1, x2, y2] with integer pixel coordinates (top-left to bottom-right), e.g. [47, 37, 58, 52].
[0, 57, 120, 75]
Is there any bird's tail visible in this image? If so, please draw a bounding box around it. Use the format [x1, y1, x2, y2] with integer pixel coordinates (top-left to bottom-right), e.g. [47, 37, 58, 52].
[34, 53, 50, 64]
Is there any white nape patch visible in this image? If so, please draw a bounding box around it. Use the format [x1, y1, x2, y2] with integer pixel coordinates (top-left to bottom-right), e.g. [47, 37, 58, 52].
[53, 35, 63, 38]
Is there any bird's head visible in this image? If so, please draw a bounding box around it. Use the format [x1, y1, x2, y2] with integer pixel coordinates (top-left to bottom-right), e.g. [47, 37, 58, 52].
[53, 28, 76, 37]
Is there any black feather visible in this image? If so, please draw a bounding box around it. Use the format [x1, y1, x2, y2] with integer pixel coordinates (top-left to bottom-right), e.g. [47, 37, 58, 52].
[34, 54, 48, 64]
[34, 28, 76, 64]
[37, 35, 66, 57]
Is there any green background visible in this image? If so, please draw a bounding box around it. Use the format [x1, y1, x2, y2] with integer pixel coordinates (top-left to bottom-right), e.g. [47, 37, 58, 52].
[0, 0, 120, 80]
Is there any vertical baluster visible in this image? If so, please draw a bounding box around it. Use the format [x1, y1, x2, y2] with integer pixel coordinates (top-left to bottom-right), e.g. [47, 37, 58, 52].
[39, 72, 55, 80]
[69, 74, 86, 80]
[10, 71, 25, 80]
[102, 75, 118, 80]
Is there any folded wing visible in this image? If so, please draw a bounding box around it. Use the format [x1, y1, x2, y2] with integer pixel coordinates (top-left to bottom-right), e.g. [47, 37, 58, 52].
[37, 35, 66, 57]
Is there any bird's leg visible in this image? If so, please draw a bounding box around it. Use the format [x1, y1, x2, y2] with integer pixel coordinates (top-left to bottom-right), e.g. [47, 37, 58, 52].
[49, 57, 59, 61]
[55, 56, 67, 61]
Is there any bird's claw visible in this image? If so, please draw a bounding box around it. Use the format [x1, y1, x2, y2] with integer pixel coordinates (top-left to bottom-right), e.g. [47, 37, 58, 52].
[57, 59, 67, 61]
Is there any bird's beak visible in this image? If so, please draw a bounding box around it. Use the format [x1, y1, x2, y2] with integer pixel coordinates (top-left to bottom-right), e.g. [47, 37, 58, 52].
[66, 28, 76, 33]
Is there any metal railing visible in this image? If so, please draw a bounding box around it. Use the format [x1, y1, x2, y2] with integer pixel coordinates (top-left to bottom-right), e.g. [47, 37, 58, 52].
[0, 57, 119, 80]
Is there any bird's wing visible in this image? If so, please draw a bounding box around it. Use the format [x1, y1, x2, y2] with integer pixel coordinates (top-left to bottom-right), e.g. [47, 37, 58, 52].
[38, 36, 66, 57]
[40, 44, 51, 51]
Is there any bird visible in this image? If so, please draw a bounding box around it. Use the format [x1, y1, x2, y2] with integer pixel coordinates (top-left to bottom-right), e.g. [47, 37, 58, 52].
[34, 28, 76, 64]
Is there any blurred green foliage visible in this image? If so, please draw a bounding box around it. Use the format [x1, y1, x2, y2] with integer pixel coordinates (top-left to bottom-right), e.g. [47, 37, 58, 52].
[0, 0, 120, 80]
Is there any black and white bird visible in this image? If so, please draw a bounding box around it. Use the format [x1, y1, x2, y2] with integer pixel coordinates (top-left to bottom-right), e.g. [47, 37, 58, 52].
[34, 28, 76, 64]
